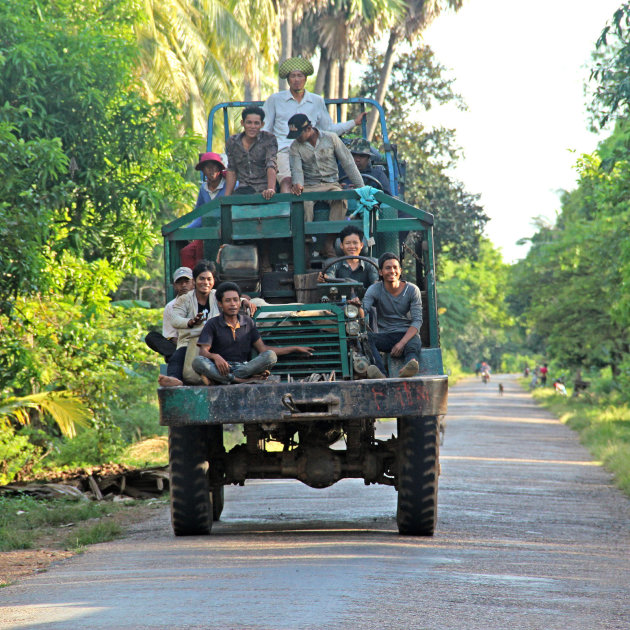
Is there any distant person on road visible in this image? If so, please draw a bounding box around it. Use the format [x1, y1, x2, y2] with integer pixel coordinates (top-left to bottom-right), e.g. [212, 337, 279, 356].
[224, 106, 277, 199]
[192, 282, 314, 385]
[263, 56, 367, 193]
[540, 363, 548, 387]
[350, 252, 422, 379]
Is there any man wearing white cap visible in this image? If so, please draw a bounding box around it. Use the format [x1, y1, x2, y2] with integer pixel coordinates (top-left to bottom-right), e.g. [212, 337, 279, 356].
[263, 56, 366, 193]
[145, 266, 193, 361]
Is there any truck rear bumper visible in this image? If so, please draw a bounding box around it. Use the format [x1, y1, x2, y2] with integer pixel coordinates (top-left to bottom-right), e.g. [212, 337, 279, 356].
[158, 376, 448, 426]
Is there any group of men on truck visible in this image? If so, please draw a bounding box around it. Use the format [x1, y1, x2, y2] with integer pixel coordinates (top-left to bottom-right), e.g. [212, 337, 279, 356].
[153, 57, 422, 388]
[181, 56, 384, 266]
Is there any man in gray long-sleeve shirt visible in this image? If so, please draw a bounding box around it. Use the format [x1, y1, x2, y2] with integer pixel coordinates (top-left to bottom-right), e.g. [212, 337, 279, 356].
[355, 252, 422, 379]
[288, 113, 364, 257]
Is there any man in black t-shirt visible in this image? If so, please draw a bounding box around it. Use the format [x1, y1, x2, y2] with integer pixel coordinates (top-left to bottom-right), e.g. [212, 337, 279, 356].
[192, 282, 314, 384]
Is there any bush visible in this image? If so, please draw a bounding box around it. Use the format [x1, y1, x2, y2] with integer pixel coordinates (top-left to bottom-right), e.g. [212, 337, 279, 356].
[0, 426, 42, 485]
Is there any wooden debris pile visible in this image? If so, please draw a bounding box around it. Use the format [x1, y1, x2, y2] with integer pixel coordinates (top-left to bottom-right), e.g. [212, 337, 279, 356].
[0, 465, 169, 501]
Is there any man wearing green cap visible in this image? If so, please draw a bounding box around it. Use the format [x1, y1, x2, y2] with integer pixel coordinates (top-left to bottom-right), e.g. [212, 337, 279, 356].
[346, 138, 391, 195]
[263, 56, 367, 193]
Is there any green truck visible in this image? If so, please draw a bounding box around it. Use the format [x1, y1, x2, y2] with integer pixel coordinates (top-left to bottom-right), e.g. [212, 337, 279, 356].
[158, 98, 448, 536]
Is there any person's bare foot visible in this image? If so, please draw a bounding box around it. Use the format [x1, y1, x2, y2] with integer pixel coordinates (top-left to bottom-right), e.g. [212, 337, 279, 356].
[233, 375, 267, 384]
[158, 374, 183, 387]
[199, 374, 214, 386]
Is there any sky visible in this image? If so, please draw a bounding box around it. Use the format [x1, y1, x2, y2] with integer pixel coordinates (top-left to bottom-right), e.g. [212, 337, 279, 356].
[419, 0, 622, 263]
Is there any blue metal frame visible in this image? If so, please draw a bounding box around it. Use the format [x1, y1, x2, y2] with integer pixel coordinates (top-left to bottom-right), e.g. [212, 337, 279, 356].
[206, 97, 399, 197]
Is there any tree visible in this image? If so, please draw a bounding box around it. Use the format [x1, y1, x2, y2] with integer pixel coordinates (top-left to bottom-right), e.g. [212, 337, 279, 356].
[438, 240, 513, 369]
[366, 0, 464, 139]
[511, 149, 630, 378]
[590, 2, 630, 129]
[359, 46, 488, 261]
[136, 0, 279, 132]
[0, 0, 195, 305]
[292, 0, 405, 109]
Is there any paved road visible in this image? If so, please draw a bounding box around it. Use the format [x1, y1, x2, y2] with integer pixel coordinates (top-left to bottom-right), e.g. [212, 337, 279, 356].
[1, 375, 629, 630]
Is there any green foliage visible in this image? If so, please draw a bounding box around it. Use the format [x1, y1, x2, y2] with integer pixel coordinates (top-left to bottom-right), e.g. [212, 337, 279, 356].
[590, 2, 630, 129]
[0, 0, 197, 305]
[438, 240, 513, 369]
[0, 494, 133, 551]
[67, 520, 123, 550]
[359, 46, 488, 261]
[0, 295, 163, 478]
[511, 148, 630, 383]
[0, 426, 42, 485]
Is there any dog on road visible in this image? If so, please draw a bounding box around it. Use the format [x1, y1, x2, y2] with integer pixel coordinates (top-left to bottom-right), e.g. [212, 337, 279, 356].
[498, 383, 504, 396]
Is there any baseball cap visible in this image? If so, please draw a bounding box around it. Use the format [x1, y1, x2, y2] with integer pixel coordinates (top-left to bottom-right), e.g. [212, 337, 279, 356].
[173, 267, 193, 282]
[287, 114, 312, 139]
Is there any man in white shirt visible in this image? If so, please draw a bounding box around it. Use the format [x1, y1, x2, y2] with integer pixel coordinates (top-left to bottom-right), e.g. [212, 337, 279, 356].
[263, 56, 366, 193]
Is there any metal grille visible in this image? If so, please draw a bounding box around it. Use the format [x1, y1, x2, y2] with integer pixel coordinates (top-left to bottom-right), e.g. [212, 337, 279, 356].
[254, 304, 350, 380]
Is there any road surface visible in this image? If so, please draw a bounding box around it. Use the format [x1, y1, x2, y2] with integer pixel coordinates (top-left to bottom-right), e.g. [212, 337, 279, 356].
[1, 375, 629, 629]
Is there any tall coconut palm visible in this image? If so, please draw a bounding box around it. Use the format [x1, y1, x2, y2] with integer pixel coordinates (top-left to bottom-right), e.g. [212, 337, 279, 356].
[365, 0, 464, 139]
[293, 0, 404, 119]
[136, 0, 278, 135]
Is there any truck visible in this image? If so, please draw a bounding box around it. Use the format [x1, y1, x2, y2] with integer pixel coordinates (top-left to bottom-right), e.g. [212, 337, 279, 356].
[158, 97, 448, 536]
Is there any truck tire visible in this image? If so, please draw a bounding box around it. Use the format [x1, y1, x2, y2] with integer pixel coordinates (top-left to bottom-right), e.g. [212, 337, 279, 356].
[212, 486, 224, 521]
[169, 426, 212, 536]
[396, 415, 439, 536]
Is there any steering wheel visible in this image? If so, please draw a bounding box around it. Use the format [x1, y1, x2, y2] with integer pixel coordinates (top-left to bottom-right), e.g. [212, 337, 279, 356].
[339, 173, 385, 191]
[320, 255, 380, 284]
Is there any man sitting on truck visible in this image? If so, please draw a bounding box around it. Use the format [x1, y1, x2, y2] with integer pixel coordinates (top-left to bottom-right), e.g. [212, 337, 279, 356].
[192, 282, 314, 385]
[317, 225, 378, 289]
[347, 138, 391, 195]
[224, 106, 277, 200]
[288, 113, 364, 258]
[350, 252, 421, 379]
[263, 56, 367, 193]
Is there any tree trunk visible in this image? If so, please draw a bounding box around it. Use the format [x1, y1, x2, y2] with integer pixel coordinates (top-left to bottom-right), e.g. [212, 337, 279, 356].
[314, 48, 329, 95]
[326, 58, 339, 119]
[339, 59, 349, 120]
[366, 28, 400, 141]
[278, 8, 293, 91]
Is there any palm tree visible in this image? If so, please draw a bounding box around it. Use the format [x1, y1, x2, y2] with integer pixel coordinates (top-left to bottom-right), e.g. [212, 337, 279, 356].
[293, 0, 405, 119]
[366, 0, 465, 140]
[136, 0, 278, 134]
[0, 391, 91, 439]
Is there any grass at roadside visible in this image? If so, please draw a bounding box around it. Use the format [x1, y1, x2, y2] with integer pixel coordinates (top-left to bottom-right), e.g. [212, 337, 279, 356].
[0, 494, 168, 552]
[525, 383, 630, 497]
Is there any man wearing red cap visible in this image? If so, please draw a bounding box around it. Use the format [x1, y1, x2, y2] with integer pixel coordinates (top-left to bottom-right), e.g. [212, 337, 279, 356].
[180, 151, 229, 269]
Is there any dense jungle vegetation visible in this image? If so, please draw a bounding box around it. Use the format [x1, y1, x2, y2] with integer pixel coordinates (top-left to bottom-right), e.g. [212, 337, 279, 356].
[1, 0, 629, 488]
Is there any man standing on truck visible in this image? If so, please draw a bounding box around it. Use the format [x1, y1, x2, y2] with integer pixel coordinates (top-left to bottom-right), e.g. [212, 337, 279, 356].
[263, 57, 367, 193]
[288, 113, 364, 258]
[351, 252, 422, 379]
[224, 106, 277, 200]
[192, 282, 314, 385]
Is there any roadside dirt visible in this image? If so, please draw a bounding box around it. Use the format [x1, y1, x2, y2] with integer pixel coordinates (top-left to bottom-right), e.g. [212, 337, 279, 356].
[0, 500, 165, 587]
